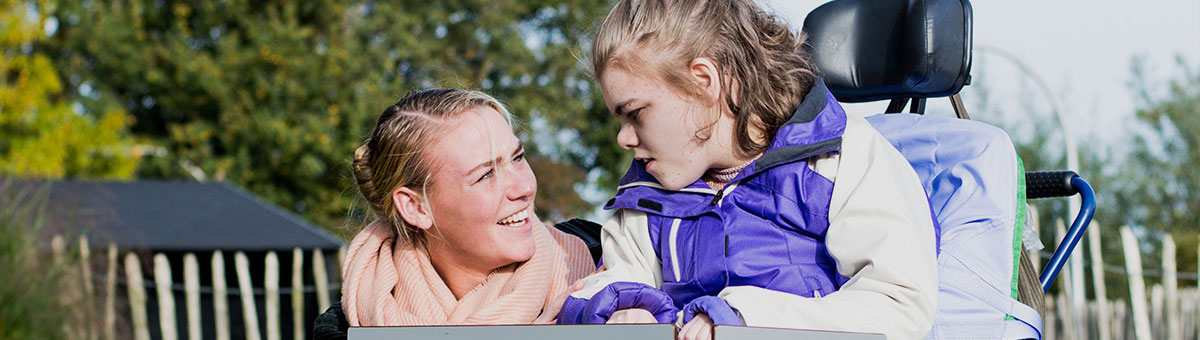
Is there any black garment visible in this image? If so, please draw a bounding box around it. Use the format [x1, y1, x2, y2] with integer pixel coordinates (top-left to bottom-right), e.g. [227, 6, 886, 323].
[313, 301, 348, 340]
[310, 219, 603, 339]
[551, 218, 603, 265]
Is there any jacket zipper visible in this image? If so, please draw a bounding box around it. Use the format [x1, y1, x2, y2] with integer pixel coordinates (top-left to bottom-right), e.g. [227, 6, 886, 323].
[619, 180, 741, 281]
[709, 189, 723, 206]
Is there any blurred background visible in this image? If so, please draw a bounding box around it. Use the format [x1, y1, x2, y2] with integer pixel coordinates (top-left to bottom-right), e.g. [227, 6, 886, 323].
[2, 0, 1198, 339]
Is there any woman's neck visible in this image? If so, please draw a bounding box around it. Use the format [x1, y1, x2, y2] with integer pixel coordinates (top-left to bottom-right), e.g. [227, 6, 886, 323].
[424, 240, 495, 300]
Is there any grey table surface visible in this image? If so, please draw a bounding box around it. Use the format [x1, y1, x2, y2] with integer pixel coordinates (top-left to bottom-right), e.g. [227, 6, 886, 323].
[349, 324, 885, 339]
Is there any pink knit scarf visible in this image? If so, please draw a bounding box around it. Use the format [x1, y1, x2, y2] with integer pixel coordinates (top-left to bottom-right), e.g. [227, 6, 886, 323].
[341, 219, 593, 326]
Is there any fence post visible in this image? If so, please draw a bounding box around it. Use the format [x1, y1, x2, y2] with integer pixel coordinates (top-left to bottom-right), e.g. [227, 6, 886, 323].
[337, 246, 346, 270]
[1152, 284, 1165, 339]
[1044, 296, 1057, 340]
[235, 251, 263, 340]
[51, 235, 75, 340]
[1121, 226, 1152, 340]
[1163, 235, 1180, 340]
[292, 248, 304, 340]
[1054, 220, 1078, 340]
[212, 251, 231, 340]
[154, 254, 179, 340]
[1089, 223, 1110, 340]
[126, 253, 151, 340]
[104, 244, 117, 340]
[1181, 289, 1196, 340]
[1112, 299, 1127, 340]
[1057, 293, 1075, 340]
[313, 249, 330, 311]
[79, 236, 95, 340]
[1069, 222, 1087, 339]
[265, 251, 281, 340]
[184, 253, 202, 340]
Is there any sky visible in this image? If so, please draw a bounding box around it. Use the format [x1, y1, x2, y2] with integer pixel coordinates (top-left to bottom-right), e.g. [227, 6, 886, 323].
[756, 0, 1200, 147]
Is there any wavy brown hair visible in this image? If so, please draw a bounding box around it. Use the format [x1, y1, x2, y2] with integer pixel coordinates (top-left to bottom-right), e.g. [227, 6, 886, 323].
[592, 0, 816, 158]
[352, 88, 514, 245]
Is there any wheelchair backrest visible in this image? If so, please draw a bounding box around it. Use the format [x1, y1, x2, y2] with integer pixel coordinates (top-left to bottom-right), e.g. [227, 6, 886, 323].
[802, 0, 1042, 337]
[867, 114, 1042, 339]
[802, 0, 973, 103]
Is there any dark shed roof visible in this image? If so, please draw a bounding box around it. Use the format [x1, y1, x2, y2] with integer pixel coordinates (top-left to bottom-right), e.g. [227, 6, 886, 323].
[26, 180, 344, 252]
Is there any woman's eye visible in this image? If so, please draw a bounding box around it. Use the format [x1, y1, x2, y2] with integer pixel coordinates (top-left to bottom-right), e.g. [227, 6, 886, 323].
[513, 152, 525, 163]
[476, 169, 494, 183]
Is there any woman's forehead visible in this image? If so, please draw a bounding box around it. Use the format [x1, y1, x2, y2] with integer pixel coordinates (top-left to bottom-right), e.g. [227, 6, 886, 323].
[430, 107, 518, 173]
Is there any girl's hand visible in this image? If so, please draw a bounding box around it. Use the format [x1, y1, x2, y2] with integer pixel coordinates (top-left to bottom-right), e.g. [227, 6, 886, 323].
[607, 308, 658, 324]
[534, 280, 585, 324]
[678, 313, 713, 340]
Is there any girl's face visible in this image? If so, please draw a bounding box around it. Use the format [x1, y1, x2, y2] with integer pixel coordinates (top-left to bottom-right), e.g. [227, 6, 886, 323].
[600, 66, 731, 191]
[423, 106, 538, 272]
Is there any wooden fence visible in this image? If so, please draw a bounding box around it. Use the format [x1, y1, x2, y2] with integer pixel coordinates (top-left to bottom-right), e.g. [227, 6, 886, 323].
[1039, 222, 1200, 340]
[51, 234, 345, 340]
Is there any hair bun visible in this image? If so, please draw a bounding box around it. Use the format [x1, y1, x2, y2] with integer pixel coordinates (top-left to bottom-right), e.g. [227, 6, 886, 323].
[352, 143, 386, 216]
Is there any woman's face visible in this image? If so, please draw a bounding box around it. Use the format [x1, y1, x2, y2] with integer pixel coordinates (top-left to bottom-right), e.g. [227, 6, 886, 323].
[423, 105, 538, 271]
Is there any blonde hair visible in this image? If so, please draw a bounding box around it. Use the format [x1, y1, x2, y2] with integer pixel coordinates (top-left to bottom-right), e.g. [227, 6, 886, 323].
[352, 88, 514, 245]
[593, 0, 816, 158]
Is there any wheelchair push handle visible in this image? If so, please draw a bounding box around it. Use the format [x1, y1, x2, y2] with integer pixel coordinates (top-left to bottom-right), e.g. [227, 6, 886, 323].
[1026, 170, 1079, 199]
[1030, 172, 1097, 293]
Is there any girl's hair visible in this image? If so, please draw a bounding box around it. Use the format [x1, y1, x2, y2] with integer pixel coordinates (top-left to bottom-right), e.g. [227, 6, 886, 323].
[352, 88, 514, 245]
[593, 0, 816, 158]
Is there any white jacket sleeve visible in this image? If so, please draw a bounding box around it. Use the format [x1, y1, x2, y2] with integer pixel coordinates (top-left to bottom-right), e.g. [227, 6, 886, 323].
[719, 115, 939, 339]
[570, 209, 663, 299]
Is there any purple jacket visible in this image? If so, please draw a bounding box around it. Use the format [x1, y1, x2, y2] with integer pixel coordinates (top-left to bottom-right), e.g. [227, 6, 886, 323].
[560, 80, 895, 326]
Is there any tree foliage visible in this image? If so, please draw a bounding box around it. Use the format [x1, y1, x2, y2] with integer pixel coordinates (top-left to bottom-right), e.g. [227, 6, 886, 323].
[1116, 61, 1200, 277]
[0, 0, 136, 179]
[43, 0, 620, 230]
[970, 57, 1200, 297]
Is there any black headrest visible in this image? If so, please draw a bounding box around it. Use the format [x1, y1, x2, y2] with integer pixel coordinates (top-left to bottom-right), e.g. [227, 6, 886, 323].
[802, 0, 973, 103]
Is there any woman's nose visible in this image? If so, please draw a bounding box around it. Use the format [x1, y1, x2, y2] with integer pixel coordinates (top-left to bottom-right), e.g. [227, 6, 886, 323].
[505, 165, 537, 201]
[617, 123, 639, 150]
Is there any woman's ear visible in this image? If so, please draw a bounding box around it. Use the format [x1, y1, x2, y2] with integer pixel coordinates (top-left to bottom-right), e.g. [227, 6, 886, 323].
[689, 57, 723, 104]
[393, 187, 433, 230]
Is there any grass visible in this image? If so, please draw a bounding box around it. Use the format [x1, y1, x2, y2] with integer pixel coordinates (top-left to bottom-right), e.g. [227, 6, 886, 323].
[0, 180, 80, 339]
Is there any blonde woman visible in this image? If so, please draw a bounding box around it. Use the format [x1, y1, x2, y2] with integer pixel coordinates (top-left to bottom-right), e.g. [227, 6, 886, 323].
[315, 88, 596, 339]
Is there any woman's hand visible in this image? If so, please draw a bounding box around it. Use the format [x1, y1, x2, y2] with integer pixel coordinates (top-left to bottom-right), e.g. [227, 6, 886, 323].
[534, 280, 586, 324]
[677, 313, 714, 340]
[606, 308, 658, 324]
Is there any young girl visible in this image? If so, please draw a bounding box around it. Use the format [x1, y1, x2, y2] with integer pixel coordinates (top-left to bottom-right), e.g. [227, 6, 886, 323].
[558, 1, 940, 339]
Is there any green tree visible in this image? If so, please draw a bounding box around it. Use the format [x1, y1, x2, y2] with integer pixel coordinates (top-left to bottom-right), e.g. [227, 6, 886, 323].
[0, 0, 136, 179]
[1115, 60, 1200, 279]
[968, 56, 1200, 298]
[43, 0, 620, 231]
